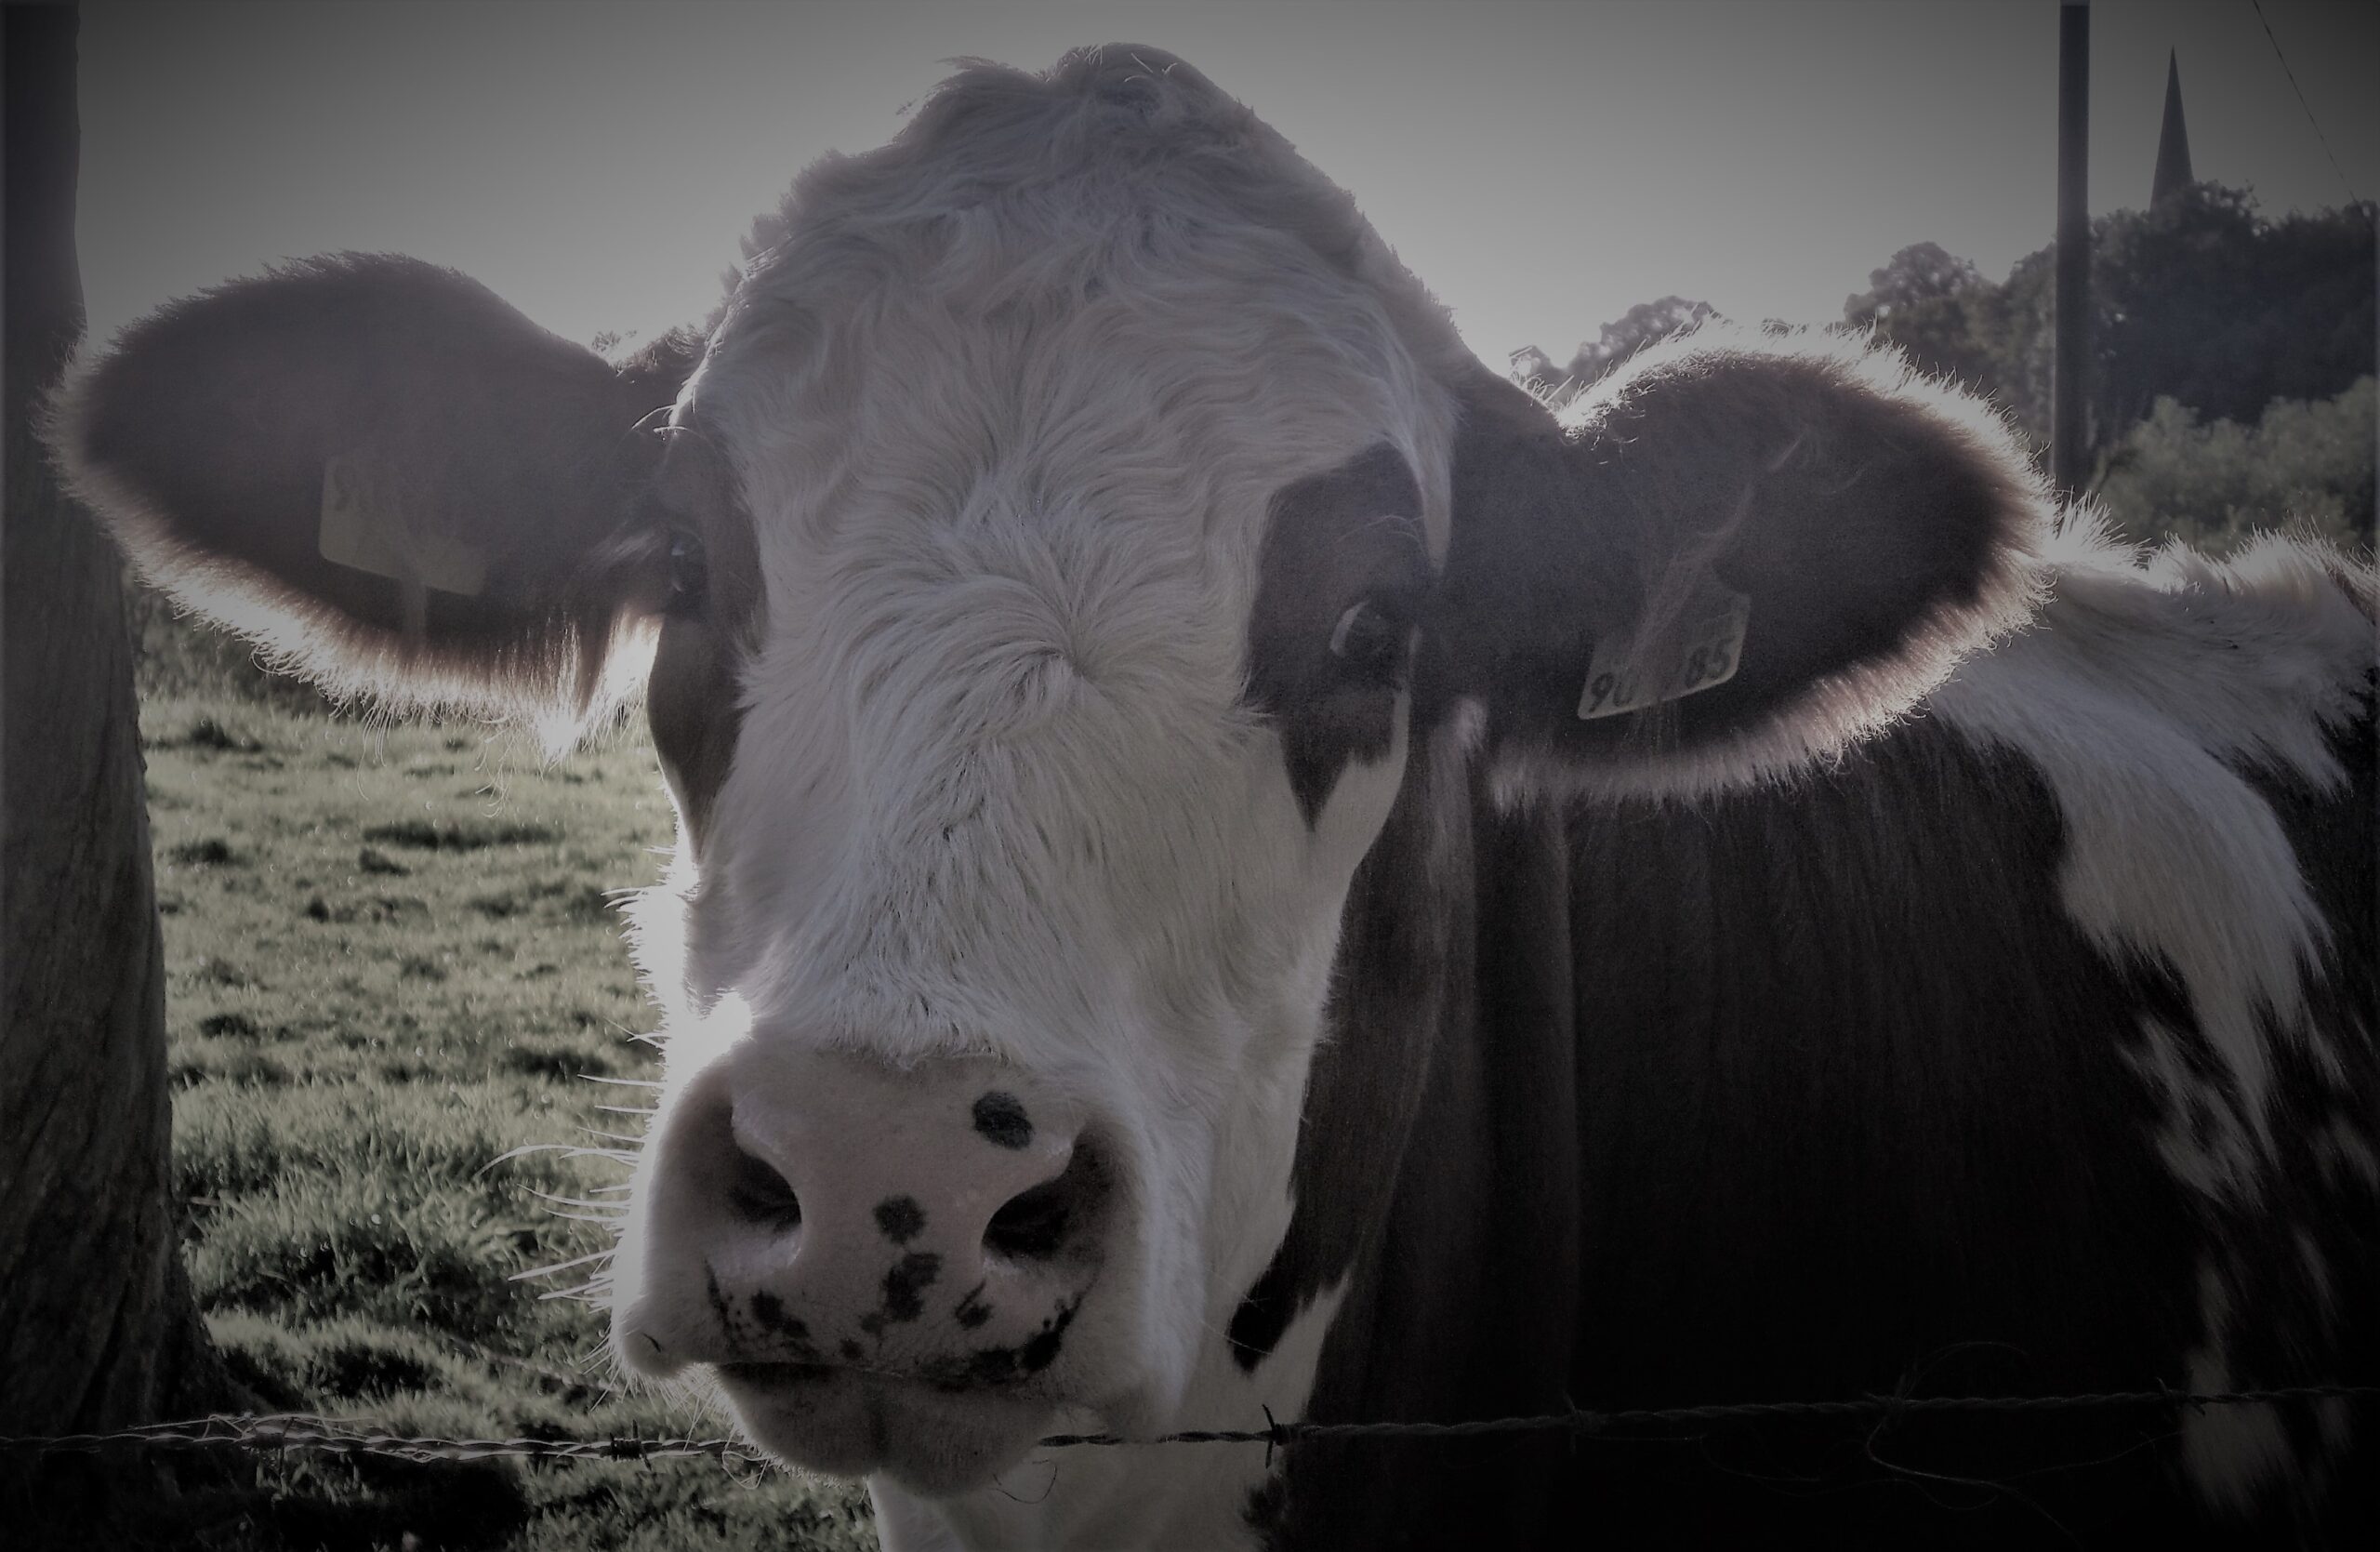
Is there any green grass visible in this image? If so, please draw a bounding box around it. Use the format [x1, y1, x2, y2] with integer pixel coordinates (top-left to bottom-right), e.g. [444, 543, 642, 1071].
[133, 689, 878, 1551]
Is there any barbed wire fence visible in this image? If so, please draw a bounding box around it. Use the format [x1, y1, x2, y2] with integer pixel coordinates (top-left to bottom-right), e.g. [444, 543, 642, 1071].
[4, 1384, 2372, 1472]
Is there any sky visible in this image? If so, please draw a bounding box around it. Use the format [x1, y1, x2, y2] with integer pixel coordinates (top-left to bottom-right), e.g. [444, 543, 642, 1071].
[75, 1, 2379, 370]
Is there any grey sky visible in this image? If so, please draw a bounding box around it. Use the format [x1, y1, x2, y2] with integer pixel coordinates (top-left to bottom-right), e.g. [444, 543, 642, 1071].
[77, 1, 2378, 368]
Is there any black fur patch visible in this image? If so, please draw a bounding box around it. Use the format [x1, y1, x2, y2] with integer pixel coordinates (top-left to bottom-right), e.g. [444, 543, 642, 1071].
[873, 1195, 927, 1244]
[2220, 706, 2380, 1499]
[920, 1297, 1082, 1391]
[879, 1251, 942, 1323]
[1245, 443, 1426, 824]
[972, 1091, 1033, 1148]
[704, 1262, 738, 1342]
[1017, 1305, 1073, 1374]
[747, 1290, 810, 1346]
[1226, 1259, 1295, 1373]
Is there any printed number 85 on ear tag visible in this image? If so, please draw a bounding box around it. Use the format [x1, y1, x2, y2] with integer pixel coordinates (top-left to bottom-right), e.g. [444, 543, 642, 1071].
[1578, 588, 1752, 721]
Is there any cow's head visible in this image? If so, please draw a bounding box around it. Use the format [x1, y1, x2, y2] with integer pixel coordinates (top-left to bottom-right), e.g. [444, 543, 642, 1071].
[57, 47, 2043, 1502]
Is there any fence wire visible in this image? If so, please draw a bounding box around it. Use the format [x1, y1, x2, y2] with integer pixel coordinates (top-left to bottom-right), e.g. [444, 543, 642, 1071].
[3, 1385, 2371, 1469]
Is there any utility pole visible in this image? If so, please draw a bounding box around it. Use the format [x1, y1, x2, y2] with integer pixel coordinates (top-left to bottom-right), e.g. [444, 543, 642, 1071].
[2053, 0, 2092, 500]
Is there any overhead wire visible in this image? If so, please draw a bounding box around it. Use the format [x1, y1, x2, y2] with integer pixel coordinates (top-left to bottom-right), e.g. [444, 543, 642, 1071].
[2246, 0, 2362, 204]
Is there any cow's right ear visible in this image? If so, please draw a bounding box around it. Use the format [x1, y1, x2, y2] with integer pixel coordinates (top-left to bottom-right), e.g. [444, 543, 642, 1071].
[51, 254, 701, 734]
[1429, 330, 2047, 800]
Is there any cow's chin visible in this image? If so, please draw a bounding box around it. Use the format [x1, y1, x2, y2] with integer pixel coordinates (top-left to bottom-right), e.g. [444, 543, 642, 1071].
[718, 1363, 1063, 1498]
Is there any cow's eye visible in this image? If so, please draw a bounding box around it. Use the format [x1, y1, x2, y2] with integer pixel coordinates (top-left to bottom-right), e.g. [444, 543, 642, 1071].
[1329, 598, 1410, 686]
[666, 528, 709, 613]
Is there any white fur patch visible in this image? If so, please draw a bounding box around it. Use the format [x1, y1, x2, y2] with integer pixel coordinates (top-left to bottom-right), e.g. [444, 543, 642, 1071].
[1931, 525, 2373, 1510]
[1934, 529, 2369, 1183]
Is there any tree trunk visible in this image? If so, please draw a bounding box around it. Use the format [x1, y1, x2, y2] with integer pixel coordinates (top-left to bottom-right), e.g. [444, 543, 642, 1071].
[2, 2, 231, 1521]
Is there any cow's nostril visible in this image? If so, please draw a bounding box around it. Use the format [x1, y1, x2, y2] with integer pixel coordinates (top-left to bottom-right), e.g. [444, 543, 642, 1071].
[728, 1147, 801, 1230]
[985, 1179, 1070, 1260]
[983, 1141, 1105, 1263]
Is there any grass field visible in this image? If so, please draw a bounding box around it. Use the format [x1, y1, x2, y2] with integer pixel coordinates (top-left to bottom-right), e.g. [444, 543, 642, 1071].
[136, 683, 879, 1551]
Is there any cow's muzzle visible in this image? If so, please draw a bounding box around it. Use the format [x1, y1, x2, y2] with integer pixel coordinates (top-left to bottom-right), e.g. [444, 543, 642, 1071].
[613, 1048, 1114, 1482]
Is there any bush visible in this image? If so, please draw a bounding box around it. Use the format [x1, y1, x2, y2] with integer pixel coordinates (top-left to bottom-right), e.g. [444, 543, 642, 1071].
[2095, 378, 2374, 554]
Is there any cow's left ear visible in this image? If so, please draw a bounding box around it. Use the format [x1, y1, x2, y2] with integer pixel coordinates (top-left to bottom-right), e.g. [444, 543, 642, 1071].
[1427, 330, 2045, 798]
[49, 254, 703, 741]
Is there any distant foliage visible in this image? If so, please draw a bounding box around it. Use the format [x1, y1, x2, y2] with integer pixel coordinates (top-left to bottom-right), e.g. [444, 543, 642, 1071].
[1513, 187, 2375, 552]
[1514, 295, 1718, 402]
[1842, 240, 1997, 394]
[1852, 187, 2375, 471]
[2096, 377, 2374, 554]
[1844, 241, 1983, 325]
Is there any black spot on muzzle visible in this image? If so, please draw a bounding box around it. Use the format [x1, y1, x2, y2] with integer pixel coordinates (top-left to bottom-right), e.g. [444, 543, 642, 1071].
[874, 1194, 927, 1244]
[972, 1091, 1033, 1149]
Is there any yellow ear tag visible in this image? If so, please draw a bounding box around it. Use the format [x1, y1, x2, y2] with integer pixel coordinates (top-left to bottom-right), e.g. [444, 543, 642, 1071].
[1578, 587, 1751, 721]
[317, 455, 490, 599]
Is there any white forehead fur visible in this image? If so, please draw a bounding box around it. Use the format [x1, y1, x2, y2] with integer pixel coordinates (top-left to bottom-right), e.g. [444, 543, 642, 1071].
[694, 44, 1466, 557]
[662, 46, 1470, 1038]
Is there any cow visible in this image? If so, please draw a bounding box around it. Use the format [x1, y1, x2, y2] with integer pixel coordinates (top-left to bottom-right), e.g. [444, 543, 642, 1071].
[53, 44, 2374, 1552]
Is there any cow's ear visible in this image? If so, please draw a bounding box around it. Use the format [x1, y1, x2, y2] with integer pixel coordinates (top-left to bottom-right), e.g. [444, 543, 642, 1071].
[51, 254, 700, 737]
[1429, 330, 2045, 798]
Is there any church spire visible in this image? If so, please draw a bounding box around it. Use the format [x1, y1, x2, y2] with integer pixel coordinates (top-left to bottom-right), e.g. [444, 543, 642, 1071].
[2151, 48, 2194, 206]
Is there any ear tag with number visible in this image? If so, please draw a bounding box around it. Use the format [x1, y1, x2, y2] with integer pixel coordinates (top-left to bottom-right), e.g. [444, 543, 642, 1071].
[318, 455, 489, 599]
[1578, 586, 1752, 721]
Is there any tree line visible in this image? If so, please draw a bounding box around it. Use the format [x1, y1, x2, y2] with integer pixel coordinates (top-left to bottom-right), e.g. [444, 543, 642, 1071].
[1514, 186, 2376, 553]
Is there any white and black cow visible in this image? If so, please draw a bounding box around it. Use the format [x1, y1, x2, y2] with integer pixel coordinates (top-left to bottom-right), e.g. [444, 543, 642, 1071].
[55, 46, 2373, 1551]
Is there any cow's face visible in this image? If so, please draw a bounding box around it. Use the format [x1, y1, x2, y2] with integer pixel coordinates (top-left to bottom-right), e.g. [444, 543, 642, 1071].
[609, 59, 1467, 1490]
[59, 44, 2044, 1508]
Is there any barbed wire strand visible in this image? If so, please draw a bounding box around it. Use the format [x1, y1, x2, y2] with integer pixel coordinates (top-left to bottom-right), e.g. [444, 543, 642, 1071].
[2, 1385, 2371, 1467]
[2247, 0, 2362, 205]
